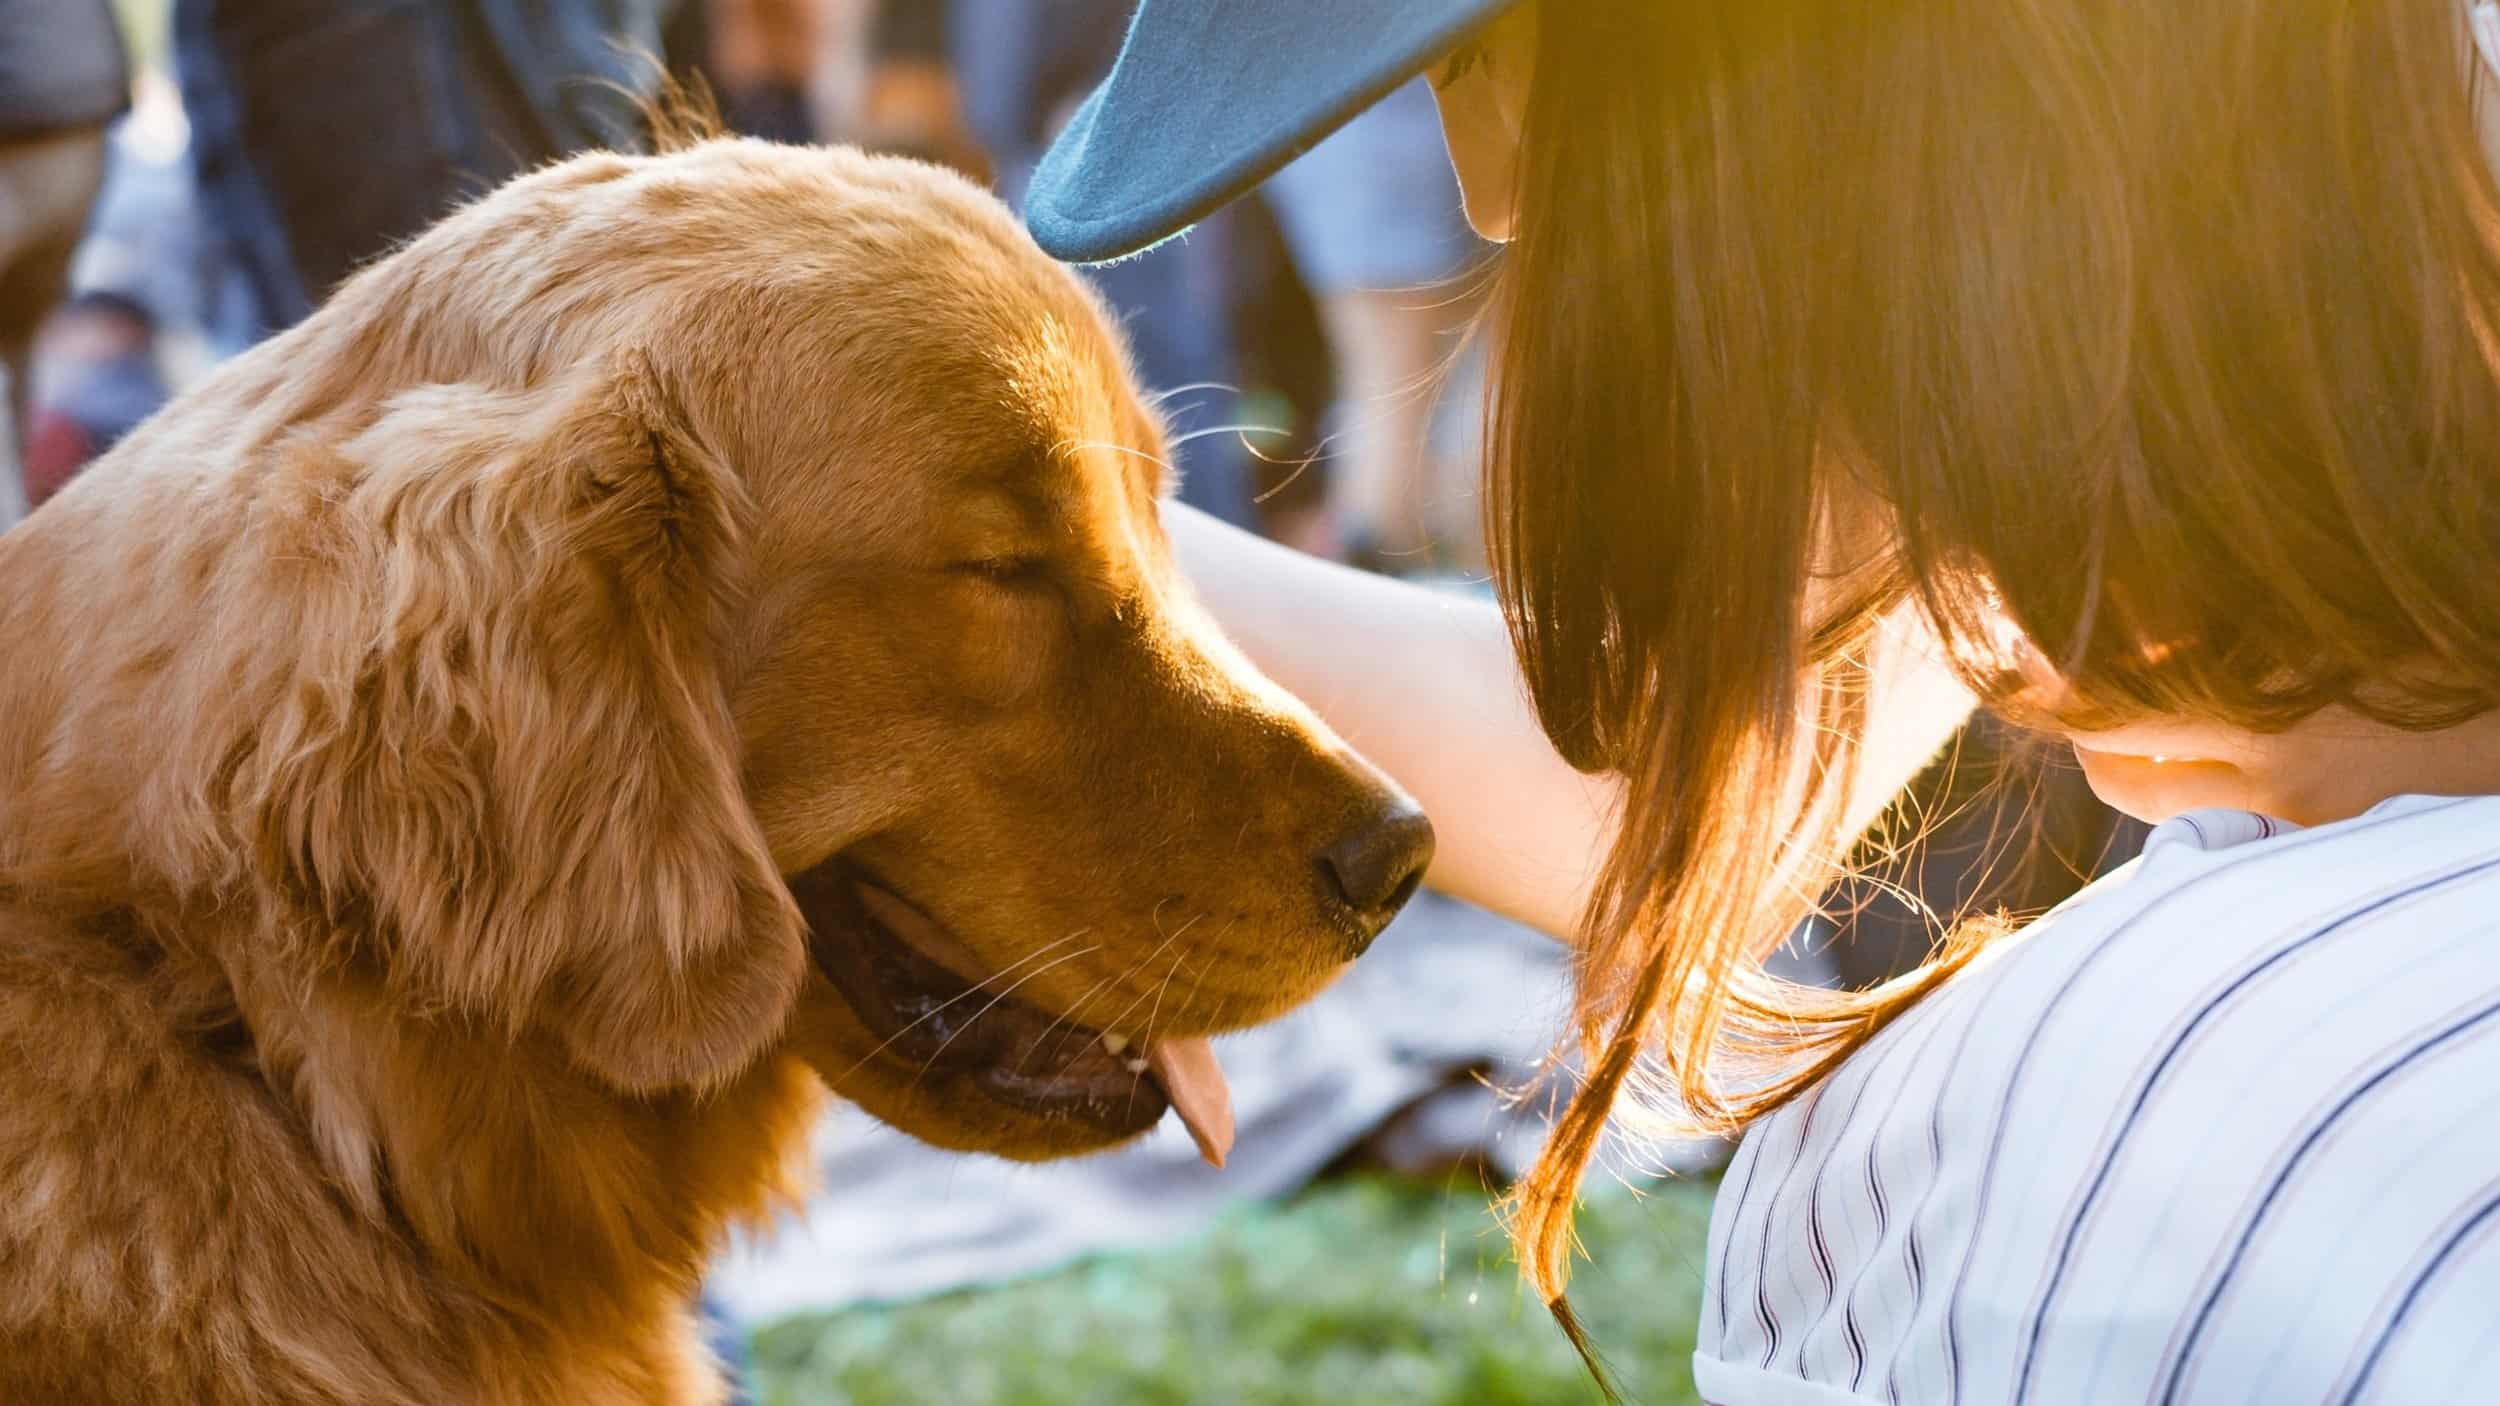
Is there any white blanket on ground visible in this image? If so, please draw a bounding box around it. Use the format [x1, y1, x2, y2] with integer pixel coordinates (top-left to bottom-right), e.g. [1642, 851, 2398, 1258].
[709, 892, 1579, 1321]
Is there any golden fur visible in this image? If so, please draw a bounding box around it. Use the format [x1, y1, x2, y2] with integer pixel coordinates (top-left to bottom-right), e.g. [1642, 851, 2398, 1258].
[0, 140, 1411, 1403]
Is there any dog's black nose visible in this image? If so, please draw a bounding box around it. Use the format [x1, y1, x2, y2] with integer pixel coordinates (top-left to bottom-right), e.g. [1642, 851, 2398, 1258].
[1318, 801, 1435, 952]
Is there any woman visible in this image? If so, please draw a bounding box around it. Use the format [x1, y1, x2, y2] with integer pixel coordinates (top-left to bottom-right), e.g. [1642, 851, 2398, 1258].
[1031, 1, 2500, 1401]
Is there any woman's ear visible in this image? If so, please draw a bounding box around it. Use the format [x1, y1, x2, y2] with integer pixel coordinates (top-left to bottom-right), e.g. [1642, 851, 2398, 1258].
[1428, 0, 1537, 242]
[244, 350, 804, 1094]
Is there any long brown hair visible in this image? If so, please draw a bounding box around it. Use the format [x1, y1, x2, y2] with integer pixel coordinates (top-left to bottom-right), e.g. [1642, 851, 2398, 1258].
[1484, 0, 2500, 1373]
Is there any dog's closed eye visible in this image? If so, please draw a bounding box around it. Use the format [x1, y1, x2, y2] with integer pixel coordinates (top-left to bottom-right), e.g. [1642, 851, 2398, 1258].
[951, 556, 1054, 589]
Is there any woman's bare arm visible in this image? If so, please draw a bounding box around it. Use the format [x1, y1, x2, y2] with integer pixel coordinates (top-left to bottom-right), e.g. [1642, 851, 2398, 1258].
[1167, 503, 1976, 939]
[1168, 504, 1615, 936]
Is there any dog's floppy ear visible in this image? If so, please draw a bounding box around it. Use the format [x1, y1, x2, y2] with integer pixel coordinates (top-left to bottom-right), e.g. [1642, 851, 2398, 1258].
[245, 349, 803, 1094]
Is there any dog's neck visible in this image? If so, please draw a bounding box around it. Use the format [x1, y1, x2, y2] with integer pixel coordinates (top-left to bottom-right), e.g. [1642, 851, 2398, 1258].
[213, 925, 822, 1313]
[0, 879, 824, 1402]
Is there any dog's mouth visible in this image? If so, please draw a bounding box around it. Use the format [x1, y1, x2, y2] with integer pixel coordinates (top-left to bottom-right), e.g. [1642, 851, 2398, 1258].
[785, 859, 1234, 1166]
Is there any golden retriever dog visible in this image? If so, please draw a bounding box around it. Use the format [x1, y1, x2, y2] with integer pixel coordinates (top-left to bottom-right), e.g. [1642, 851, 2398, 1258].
[0, 138, 1431, 1404]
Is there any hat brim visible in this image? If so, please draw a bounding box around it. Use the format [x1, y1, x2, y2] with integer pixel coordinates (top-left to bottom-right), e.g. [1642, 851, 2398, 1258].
[1025, 0, 1518, 265]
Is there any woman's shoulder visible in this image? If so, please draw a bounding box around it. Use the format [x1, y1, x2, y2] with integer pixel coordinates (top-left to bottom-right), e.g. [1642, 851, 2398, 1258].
[1944, 791, 2500, 1076]
[1698, 793, 2500, 1405]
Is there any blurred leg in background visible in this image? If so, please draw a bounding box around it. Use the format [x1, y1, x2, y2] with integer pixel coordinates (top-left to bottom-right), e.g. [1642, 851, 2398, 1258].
[0, 0, 129, 526]
[1262, 78, 1488, 575]
[1224, 194, 1338, 552]
[0, 130, 107, 527]
[1073, 218, 1258, 528]
[172, 0, 309, 337]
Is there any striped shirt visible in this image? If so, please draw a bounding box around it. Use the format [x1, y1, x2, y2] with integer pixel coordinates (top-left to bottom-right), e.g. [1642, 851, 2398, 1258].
[1697, 793, 2500, 1406]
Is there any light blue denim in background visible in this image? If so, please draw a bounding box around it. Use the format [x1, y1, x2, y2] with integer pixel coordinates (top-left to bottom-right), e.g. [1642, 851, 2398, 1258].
[1261, 78, 1485, 297]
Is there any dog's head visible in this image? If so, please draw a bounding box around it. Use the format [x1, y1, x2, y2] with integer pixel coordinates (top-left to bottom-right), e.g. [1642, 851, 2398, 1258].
[172, 141, 1426, 1161]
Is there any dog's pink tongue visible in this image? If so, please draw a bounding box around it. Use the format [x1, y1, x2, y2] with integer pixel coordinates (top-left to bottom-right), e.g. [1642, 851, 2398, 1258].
[1146, 1037, 1233, 1169]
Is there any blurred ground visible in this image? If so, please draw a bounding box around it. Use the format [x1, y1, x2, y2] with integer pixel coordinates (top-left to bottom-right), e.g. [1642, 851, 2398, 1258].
[747, 1170, 1714, 1406]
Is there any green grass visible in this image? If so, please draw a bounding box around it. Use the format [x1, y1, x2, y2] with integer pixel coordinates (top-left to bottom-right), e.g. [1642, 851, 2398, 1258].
[749, 1171, 1714, 1406]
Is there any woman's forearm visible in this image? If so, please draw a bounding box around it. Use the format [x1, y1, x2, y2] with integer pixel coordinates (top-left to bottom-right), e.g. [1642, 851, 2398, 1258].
[1167, 504, 1617, 938]
[1165, 505, 1979, 942]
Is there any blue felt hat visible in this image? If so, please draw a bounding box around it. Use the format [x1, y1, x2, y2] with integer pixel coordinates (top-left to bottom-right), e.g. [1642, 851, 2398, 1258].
[1025, 0, 1522, 265]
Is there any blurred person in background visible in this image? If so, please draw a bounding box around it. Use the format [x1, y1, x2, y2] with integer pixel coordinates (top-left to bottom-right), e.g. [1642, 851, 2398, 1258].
[22, 65, 263, 511]
[20, 289, 163, 509]
[24, 0, 729, 508]
[853, 0, 986, 176]
[172, 0, 688, 333]
[682, 0, 815, 144]
[0, 0, 128, 527]
[1262, 78, 1488, 577]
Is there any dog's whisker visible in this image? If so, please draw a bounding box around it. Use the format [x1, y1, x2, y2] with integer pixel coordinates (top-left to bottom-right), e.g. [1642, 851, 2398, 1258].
[1009, 961, 1135, 1080]
[1165, 421, 1291, 450]
[908, 944, 1104, 1084]
[1140, 942, 1192, 1054]
[1246, 428, 1347, 502]
[832, 928, 1096, 1084]
[1089, 912, 1204, 1043]
[1059, 437, 1178, 479]
[1174, 917, 1236, 1024]
[1119, 946, 1198, 1125]
[1072, 950, 1186, 1065]
[1108, 912, 1210, 1123]
[1075, 922, 1184, 1021]
[902, 949, 1109, 1098]
[1140, 380, 1240, 407]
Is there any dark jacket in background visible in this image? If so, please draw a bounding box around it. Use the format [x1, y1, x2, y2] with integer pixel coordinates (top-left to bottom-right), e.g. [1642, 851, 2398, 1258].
[175, 0, 677, 329]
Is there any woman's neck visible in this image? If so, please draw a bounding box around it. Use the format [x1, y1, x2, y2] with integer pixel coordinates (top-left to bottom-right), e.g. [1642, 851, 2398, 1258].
[2067, 706, 2500, 827]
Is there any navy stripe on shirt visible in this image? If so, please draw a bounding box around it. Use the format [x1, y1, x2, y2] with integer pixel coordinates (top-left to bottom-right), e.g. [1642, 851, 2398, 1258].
[2014, 844, 2500, 1403]
[2156, 994, 2500, 1403]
